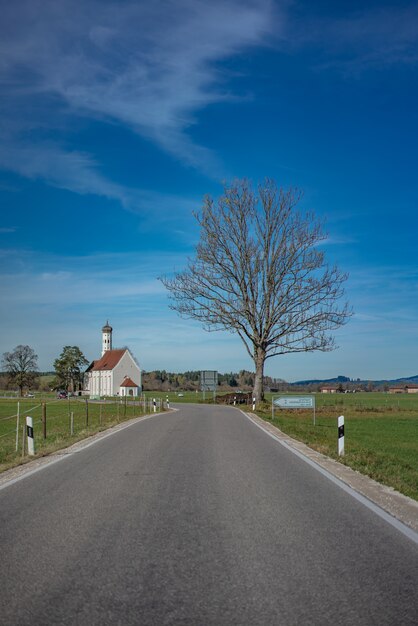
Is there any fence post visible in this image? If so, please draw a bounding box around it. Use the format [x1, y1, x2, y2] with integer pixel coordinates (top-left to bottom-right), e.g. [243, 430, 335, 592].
[42, 402, 47, 440]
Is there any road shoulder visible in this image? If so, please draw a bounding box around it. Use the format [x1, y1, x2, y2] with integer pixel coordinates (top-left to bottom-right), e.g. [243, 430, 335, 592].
[246, 411, 418, 534]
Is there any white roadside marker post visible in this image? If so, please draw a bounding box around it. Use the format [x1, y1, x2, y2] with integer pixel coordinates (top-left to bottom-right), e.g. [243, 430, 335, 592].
[22, 424, 25, 457]
[16, 401, 20, 452]
[338, 415, 345, 456]
[153, 398, 156, 413]
[26, 416, 35, 456]
[252, 397, 256, 411]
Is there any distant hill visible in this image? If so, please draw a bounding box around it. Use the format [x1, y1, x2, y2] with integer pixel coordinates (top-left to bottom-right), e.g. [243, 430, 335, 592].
[396, 374, 418, 382]
[291, 374, 418, 386]
[373, 374, 418, 385]
[290, 375, 350, 386]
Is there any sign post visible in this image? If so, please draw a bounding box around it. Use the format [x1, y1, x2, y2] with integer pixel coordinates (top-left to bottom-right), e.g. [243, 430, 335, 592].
[272, 395, 316, 424]
[200, 370, 218, 402]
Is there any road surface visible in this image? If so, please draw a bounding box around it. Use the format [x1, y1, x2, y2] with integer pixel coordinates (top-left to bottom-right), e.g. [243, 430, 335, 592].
[0, 403, 417, 625]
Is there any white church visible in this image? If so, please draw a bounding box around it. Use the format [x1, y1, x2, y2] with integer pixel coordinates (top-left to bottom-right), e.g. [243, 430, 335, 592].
[84, 322, 142, 398]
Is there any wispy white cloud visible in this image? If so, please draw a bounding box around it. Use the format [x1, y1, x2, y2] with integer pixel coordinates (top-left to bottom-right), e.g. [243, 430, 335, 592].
[320, 234, 358, 246]
[0, 138, 202, 227]
[344, 264, 418, 346]
[0, 141, 130, 204]
[0, 0, 276, 197]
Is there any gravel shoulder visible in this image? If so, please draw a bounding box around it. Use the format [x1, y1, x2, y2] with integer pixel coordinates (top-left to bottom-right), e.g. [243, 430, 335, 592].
[246, 411, 418, 533]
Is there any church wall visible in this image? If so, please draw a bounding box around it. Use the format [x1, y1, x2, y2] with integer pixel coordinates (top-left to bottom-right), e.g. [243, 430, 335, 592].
[88, 370, 113, 397]
[112, 351, 142, 395]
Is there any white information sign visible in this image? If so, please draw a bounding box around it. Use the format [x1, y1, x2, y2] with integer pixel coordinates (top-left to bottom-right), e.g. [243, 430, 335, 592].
[272, 395, 316, 425]
[273, 396, 315, 408]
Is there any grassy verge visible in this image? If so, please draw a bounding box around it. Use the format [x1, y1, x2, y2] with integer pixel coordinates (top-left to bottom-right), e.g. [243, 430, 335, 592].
[256, 399, 418, 501]
[0, 396, 164, 473]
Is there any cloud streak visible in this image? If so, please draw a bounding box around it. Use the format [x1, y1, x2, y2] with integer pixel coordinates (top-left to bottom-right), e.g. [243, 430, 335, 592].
[0, 0, 275, 195]
[0, 137, 202, 228]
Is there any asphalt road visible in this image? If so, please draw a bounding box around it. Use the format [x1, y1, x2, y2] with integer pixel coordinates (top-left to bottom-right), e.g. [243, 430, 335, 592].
[0, 404, 417, 625]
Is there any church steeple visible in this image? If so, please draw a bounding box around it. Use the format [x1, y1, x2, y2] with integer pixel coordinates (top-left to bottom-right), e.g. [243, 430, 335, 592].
[101, 321, 113, 356]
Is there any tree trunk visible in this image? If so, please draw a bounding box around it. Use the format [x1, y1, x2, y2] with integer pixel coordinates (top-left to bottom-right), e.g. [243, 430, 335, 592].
[253, 348, 266, 402]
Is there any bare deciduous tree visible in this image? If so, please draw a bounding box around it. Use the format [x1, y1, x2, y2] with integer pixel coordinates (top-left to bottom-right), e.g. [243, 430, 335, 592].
[2, 345, 39, 396]
[161, 179, 352, 401]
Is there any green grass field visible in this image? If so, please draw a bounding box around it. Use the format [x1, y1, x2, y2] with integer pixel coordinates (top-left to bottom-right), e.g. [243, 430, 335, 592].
[258, 392, 418, 501]
[0, 395, 163, 471]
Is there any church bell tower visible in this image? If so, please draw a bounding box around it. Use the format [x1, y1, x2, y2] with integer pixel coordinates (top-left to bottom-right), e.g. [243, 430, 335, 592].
[101, 321, 113, 356]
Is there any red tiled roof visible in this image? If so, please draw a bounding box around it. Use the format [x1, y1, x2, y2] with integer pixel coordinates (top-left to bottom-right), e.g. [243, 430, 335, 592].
[90, 349, 126, 371]
[120, 376, 138, 387]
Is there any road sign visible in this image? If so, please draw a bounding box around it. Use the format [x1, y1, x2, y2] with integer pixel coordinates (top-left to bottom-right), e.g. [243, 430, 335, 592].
[200, 370, 218, 392]
[273, 396, 315, 408]
[272, 395, 316, 425]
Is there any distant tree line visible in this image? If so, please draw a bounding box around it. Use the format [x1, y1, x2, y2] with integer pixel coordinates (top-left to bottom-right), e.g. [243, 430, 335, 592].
[142, 369, 285, 392]
[0, 345, 396, 396]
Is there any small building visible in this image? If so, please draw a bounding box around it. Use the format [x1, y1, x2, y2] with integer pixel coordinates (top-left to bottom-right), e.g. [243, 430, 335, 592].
[389, 385, 406, 394]
[320, 386, 338, 394]
[389, 384, 418, 394]
[120, 376, 139, 397]
[84, 322, 142, 398]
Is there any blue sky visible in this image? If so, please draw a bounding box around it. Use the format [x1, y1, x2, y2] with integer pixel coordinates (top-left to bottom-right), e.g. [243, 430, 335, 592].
[1, 0, 418, 381]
